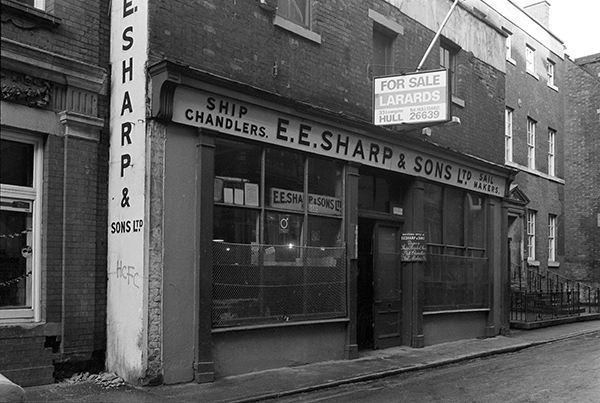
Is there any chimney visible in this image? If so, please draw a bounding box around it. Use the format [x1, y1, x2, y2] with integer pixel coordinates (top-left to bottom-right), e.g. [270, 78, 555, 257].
[523, 1, 551, 28]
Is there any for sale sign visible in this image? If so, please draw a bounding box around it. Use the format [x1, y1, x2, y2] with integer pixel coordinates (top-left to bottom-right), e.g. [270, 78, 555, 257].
[373, 69, 450, 126]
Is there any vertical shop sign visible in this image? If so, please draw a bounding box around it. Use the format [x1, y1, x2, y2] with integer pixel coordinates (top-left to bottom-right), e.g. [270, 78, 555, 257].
[107, 0, 148, 381]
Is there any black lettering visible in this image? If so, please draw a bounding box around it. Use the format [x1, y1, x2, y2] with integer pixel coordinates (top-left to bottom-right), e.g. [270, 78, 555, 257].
[121, 122, 132, 146]
[122, 57, 133, 84]
[369, 143, 380, 163]
[206, 97, 216, 111]
[424, 159, 433, 175]
[435, 161, 444, 179]
[277, 118, 289, 141]
[219, 100, 229, 115]
[321, 131, 333, 151]
[120, 91, 133, 116]
[122, 26, 134, 51]
[383, 147, 393, 164]
[239, 105, 248, 118]
[259, 126, 266, 137]
[120, 154, 131, 177]
[444, 164, 452, 180]
[414, 156, 423, 173]
[352, 140, 365, 159]
[123, 0, 135, 17]
[298, 124, 311, 146]
[337, 135, 349, 155]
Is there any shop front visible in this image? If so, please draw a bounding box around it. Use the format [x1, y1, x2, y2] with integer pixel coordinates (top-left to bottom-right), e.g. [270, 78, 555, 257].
[108, 61, 513, 384]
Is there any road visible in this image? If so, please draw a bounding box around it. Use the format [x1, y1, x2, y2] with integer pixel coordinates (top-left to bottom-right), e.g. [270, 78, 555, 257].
[272, 331, 600, 403]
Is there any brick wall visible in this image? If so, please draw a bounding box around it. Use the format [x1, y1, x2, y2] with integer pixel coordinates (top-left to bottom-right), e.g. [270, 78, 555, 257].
[563, 55, 600, 284]
[1, 0, 110, 385]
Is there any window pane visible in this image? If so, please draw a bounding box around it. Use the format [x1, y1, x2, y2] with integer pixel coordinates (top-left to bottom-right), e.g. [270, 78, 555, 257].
[307, 216, 342, 247]
[265, 148, 304, 211]
[424, 183, 443, 245]
[213, 206, 259, 244]
[265, 212, 303, 260]
[308, 157, 342, 198]
[0, 208, 32, 309]
[277, 0, 309, 27]
[467, 193, 485, 248]
[1, 140, 34, 187]
[215, 138, 262, 207]
[358, 167, 404, 213]
[445, 188, 464, 246]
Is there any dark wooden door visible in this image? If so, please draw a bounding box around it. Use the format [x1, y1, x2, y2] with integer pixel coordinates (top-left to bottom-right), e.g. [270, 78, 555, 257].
[372, 223, 402, 349]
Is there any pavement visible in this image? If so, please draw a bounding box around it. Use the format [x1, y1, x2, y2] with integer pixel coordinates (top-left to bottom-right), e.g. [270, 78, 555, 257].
[21, 319, 600, 403]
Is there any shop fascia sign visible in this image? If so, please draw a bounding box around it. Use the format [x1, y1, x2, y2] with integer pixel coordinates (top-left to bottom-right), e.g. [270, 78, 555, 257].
[270, 188, 342, 216]
[372, 69, 450, 126]
[171, 86, 505, 197]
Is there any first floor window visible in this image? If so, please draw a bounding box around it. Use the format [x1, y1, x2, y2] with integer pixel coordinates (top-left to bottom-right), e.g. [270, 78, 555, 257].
[1, 132, 42, 322]
[505, 108, 513, 162]
[527, 210, 536, 261]
[526, 45, 535, 74]
[548, 214, 557, 262]
[277, 0, 310, 28]
[547, 59, 556, 87]
[548, 129, 556, 176]
[527, 118, 536, 170]
[423, 183, 488, 311]
[212, 137, 346, 328]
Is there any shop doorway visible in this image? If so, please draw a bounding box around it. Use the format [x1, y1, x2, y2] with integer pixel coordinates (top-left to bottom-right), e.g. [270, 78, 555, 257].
[357, 218, 403, 350]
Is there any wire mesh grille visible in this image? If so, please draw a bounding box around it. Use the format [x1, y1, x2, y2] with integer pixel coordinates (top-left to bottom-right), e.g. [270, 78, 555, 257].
[212, 242, 347, 328]
[423, 253, 489, 311]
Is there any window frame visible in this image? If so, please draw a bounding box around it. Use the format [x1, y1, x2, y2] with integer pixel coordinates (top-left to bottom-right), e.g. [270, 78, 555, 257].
[548, 129, 556, 176]
[505, 108, 513, 162]
[547, 59, 556, 88]
[527, 118, 536, 170]
[274, 0, 321, 44]
[548, 214, 557, 262]
[440, 41, 458, 97]
[527, 210, 536, 261]
[525, 45, 536, 76]
[0, 131, 43, 323]
[372, 25, 395, 77]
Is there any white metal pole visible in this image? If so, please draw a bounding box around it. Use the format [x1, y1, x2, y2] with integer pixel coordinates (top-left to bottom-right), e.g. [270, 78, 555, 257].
[416, 0, 460, 71]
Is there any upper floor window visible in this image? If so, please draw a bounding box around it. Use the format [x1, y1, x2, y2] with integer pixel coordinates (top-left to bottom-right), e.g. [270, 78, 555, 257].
[548, 129, 556, 176]
[274, 0, 320, 43]
[547, 59, 556, 87]
[548, 214, 557, 262]
[527, 210, 537, 261]
[14, 0, 44, 8]
[373, 26, 395, 77]
[505, 108, 513, 162]
[526, 45, 536, 75]
[1, 132, 43, 322]
[440, 40, 458, 96]
[277, 0, 310, 28]
[503, 29, 515, 64]
[527, 118, 536, 170]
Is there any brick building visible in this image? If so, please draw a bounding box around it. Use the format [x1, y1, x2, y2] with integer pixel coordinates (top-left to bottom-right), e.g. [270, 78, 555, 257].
[1, 0, 109, 386]
[564, 53, 600, 284]
[107, 0, 517, 385]
[471, 0, 566, 287]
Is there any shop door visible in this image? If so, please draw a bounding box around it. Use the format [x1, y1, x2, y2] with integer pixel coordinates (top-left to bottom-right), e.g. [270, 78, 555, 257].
[372, 223, 402, 349]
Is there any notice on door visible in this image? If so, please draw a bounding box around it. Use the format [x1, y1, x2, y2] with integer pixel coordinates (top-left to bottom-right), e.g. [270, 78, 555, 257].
[400, 233, 427, 262]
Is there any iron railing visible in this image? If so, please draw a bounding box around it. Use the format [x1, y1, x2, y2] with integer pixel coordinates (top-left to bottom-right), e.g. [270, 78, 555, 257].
[510, 263, 600, 322]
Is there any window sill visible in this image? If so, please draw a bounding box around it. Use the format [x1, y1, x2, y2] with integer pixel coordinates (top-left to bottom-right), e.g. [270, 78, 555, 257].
[212, 317, 348, 333]
[548, 261, 560, 268]
[504, 161, 565, 184]
[274, 15, 321, 44]
[526, 70, 539, 80]
[527, 259, 540, 267]
[547, 83, 559, 92]
[506, 57, 516, 66]
[424, 308, 490, 315]
[1, 0, 61, 29]
[451, 95, 465, 108]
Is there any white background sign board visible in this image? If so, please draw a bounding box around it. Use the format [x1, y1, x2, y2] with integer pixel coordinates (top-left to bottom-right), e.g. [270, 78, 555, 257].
[373, 69, 450, 126]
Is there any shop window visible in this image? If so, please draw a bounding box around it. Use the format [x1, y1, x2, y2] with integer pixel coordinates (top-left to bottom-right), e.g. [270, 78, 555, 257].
[423, 183, 488, 311]
[212, 138, 345, 328]
[1, 134, 42, 322]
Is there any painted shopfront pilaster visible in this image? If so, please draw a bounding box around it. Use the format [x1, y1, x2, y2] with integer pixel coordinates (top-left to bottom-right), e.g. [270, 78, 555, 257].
[107, 0, 149, 382]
